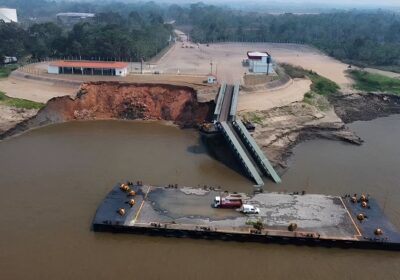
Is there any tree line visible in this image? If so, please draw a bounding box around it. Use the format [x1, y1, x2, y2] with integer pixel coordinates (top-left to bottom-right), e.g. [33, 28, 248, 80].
[183, 4, 400, 69]
[1, 0, 400, 69]
[0, 3, 172, 62]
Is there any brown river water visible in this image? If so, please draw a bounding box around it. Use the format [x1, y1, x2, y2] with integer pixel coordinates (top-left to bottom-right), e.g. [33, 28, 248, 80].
[0, 116, 399, 280]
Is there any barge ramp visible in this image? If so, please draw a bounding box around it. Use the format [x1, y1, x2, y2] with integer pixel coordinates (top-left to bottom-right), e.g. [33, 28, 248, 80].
[93, 183, 400, 251]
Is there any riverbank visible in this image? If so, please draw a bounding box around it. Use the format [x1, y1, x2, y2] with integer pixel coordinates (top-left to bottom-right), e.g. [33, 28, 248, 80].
[242, 92, 400, 172]
[0, 105, 38, 133]
[1, 82, 400, 176]
[0, 82, 215, 140]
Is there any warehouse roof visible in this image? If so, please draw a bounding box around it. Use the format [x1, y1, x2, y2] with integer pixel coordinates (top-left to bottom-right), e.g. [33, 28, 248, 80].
[50, 61, 129, 69]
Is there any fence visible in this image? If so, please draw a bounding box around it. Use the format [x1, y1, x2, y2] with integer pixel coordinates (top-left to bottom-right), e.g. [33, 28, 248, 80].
[194, 39, 307, 45]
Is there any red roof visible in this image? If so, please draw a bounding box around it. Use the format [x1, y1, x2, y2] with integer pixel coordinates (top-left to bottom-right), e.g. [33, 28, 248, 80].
[50, 60, 129, 69]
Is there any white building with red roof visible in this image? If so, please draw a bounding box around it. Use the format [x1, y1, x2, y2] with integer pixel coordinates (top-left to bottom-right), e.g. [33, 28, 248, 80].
[247, 51, 273, 74]
[48, 60, 129, 77]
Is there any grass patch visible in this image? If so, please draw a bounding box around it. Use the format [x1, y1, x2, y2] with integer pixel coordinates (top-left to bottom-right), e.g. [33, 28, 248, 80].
[242, 111, 265, 125]
[280, 63, 338, 111]
[0, 92, 44, 110]
[0, 64, 18, 78]
[279, 63, 307, 79]
[349, 70, 400, 95]
[280, 63, 339, 96]
[308, 72, 339, 96]
[303, 91, 331, 111]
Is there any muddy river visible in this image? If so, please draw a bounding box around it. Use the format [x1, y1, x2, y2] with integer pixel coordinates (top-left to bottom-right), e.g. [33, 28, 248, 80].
[0, 116, 399, 279]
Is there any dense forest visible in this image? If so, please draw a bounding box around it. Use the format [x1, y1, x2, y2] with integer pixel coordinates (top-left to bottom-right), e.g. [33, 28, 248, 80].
[184, 4, 400, 69]
[1, 0, 400, 69]
[0, 1, 172, 61]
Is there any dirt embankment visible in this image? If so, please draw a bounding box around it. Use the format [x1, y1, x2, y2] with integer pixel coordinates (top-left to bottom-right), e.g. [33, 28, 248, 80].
[244, 92, 400, 172]
[0, 82, 214, 140]
[0, 105, 38, 134]
[242, 103, 362, 172]
[329, 93, 400, 123]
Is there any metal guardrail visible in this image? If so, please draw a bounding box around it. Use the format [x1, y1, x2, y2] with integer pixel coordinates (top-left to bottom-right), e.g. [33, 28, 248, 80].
[213, 83, 226, 121]
[229, 84, 240, 121]
[233, 120, 281, 183]
[219, 121, 264, 187]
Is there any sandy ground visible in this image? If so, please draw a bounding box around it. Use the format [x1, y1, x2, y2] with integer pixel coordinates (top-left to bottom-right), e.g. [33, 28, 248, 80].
[156, 41, 353, 88]
[0, 105, 38, 133]
[238, 78, 312, 112]
[0, 77, 77, 103]
[364, 68, 400, 79]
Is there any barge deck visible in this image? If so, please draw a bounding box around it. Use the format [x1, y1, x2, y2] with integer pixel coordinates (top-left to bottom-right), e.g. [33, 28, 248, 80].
[93, 183, 400, 250]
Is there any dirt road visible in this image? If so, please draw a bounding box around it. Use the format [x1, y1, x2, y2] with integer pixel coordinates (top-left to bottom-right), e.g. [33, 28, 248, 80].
[238, 78, 312, 112]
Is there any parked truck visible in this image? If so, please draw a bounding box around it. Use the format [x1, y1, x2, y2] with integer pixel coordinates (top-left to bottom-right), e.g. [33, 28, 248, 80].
[213, 195, 243, 209]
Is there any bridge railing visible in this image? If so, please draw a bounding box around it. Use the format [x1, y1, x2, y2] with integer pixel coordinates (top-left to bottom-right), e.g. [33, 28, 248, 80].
[213, 83, 226, 121]
[229, 84, 240, 121]
[233, 120, 281, 183]
[219, 121, 264, 187]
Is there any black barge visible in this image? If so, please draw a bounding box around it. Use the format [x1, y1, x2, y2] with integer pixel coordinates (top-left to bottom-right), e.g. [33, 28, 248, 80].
[92, 183, 400, 251]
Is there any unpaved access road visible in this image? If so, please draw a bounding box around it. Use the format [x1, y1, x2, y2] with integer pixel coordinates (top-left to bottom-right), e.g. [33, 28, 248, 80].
[238, 78, 312, 112]
[156, 42, 354, 89]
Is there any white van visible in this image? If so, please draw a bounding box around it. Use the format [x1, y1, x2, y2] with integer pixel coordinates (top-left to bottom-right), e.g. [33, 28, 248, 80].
[241, 204, 260, 214]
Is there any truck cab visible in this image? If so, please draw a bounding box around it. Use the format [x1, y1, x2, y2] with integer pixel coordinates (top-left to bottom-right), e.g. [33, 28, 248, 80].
[214, 196, 222, 208]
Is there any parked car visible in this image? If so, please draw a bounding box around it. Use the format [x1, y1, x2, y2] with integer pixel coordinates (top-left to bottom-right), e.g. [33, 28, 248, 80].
[240, 204, 260, 214]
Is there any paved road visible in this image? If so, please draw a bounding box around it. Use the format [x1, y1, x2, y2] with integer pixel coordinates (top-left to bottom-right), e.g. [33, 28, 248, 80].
[218, 84, 233, 122]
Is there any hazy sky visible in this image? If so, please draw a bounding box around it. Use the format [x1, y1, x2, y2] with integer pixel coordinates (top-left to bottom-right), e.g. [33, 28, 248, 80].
[214, 0, 400, 6]
[62, 0, 400, 8]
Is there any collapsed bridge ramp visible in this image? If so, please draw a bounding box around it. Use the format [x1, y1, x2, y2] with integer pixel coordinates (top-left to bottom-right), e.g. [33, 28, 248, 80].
[232, 120, 281, 183]
[212, 82, 280, 186]
[219, 121, 264, 187]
